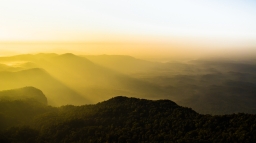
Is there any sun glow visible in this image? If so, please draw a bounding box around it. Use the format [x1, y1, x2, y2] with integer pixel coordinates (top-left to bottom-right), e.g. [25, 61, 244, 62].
[0, 0, 256, 59]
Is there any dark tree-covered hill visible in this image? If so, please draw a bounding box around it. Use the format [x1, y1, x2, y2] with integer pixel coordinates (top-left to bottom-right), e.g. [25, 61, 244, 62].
[0, 96, 256, 143]
[0, 87, 47, 105]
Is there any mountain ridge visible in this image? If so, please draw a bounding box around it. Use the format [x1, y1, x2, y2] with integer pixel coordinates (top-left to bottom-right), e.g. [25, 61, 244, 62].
[1, 53, 256, 114]
[0, 86, 47, 105]
[0, 95, 255, 142]
[0, 68, 88, 106]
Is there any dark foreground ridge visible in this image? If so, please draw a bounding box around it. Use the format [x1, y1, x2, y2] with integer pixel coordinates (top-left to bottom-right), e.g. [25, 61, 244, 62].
[0, 95, 256, 143]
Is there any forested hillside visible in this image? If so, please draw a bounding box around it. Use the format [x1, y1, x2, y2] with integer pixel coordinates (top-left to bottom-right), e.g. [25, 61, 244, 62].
[0, 87, 47, 104]
[0, 93, 255, 143]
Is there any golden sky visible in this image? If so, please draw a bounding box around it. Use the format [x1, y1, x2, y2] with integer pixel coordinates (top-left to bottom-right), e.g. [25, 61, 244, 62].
[0, 0, 256, 58]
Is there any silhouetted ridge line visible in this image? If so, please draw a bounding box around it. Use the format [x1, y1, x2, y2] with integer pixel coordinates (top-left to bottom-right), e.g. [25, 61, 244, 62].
[54, 53, 94, 65]
[0, 95, 256, 142]
[103, 96, 177, 106]
[17, 67, 46, 73]
[60, 53, 76, 57]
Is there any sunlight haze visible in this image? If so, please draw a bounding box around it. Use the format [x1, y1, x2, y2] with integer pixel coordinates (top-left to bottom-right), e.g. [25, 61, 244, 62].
[1, 1, 256, 141]
[0, 0, 256, 59]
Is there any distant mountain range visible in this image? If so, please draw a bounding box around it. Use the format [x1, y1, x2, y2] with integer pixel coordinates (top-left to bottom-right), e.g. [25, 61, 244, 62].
[0, 53, 256, 114]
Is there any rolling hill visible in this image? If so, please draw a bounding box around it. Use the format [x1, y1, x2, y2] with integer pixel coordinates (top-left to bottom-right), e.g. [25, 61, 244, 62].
[0, 87, 47, 105]
[0, 68, 87, 106]
[0, 96, 255, 142]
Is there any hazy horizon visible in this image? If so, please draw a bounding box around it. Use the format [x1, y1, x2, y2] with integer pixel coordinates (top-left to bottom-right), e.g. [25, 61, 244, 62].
[1, 42, 256, 62]
[1, 0, 256, 61]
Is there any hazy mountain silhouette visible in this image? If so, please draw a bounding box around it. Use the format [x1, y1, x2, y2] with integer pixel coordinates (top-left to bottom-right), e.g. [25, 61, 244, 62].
[190, 59, 256, 74]
[84, 55, 160, 74]
[1, 53, 256, 114]
[0, 68, 87, 106]
[123, 59, 256, 114]
[0, 64, 12, 71]
[0, 87, 47, 105]
[0, 63, 24, 72]
[0, 54, 35, 61]
[42, 54, 168, 102]
[0, 53, 168, 103]
[0, 53, 58, 62]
